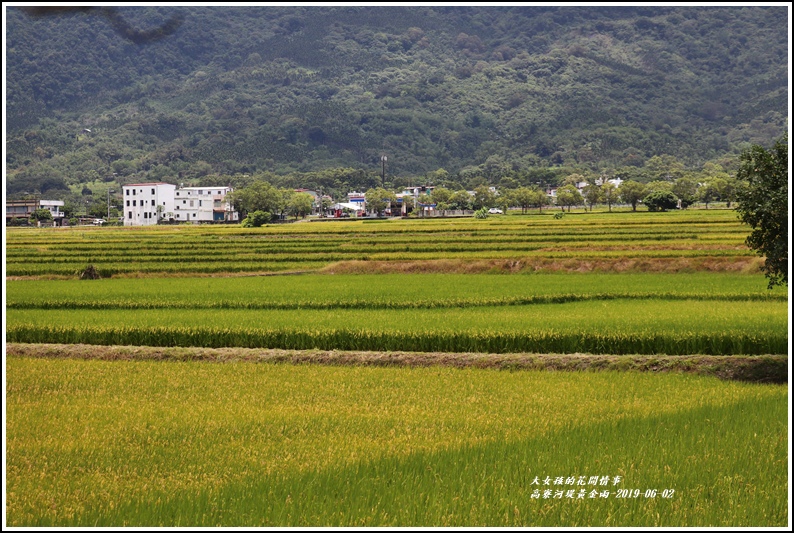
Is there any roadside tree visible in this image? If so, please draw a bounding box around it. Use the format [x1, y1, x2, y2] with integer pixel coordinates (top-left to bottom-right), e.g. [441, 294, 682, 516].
[555, 184, 584, 212]
[288, 192, 313, 218]
[472, 185, 497, 210]
[582, 183, 603, 211]
[449, 190, 472, 211]
[365, 187, 397, 216]
[601, 182, 618, 212]
[672, 177, 698, 209]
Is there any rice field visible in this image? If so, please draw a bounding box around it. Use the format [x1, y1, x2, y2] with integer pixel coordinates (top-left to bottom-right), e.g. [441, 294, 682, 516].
[5, 356, 787, 527]
[5, 209, 789, 526]
[6, 271, 787, 355]
[5, 210, 759, 277]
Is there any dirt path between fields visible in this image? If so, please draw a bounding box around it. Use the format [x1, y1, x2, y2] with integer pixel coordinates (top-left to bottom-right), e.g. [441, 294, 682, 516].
[6, 343, 786, 384]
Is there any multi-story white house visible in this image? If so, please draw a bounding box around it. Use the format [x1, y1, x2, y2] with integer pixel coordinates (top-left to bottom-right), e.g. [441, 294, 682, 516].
[173, 186, 238, 223]
[122, 182, 176, 226]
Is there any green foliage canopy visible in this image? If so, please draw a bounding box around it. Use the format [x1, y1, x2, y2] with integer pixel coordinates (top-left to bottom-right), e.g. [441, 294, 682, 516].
[735, 134, 788, 288]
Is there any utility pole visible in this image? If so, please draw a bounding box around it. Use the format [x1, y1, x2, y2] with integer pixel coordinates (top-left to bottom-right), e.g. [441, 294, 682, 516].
[381, 155, 387, 185]
[107, 188, 112, 220]
[106, 173, 117, 221]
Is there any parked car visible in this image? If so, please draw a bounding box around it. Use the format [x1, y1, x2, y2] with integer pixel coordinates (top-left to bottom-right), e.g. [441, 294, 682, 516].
[488, 208, 503, 214]
[93, 218, 106, 225]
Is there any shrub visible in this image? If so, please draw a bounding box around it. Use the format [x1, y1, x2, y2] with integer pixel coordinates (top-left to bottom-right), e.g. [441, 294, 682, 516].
[474, 207, 489, 219]
[644, 191, 679, 212]
[242, 211, 271, 227]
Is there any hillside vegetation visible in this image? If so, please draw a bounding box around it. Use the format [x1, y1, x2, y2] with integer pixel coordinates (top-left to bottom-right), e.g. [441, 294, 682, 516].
[6, 6, 788, 198]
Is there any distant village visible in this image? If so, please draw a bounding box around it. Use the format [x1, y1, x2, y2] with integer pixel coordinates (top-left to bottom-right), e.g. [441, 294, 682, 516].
[6, 177, 627, 227]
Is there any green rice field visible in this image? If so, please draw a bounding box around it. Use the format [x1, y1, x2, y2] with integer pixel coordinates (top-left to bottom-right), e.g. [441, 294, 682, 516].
[6, 272, 787, 355]
[5, 209, 789, 526]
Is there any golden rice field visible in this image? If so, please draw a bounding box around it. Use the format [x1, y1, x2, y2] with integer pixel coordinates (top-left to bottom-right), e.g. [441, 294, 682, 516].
[5, 356, 787, 527]
[5, 209, 789, 526]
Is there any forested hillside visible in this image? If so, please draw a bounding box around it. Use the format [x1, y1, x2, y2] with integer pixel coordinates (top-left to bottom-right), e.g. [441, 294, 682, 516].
[5, 6, 788, 199]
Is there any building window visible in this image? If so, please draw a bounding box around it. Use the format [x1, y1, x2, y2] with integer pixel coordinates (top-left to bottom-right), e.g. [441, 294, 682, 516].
[126, 200, 130, 207]
[128, 211, 132, 219]
[183, 200, 186, 204]
[176, 192, 180, 196]
[133, 200, 136, 206]
[190, 200, 194, 207]
[151, 200, 155, 206]
[193, 213, 196, 217]
[176, 214, 180, 218]
[199, 200, 202, 207]
[126, 190, 130, 196]
[132, 189, 136, 196]
[151, 189, 155, 195]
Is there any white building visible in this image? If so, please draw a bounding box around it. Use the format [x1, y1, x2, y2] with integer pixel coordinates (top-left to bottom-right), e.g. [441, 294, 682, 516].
[174, 186, 238, 223]
[122, 184, 238, 226]
[122, 183, 176, 226]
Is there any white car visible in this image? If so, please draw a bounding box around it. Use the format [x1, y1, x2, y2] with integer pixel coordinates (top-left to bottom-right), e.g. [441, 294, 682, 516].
[488, 208, 503, 214]
[93, 219, 106, 225]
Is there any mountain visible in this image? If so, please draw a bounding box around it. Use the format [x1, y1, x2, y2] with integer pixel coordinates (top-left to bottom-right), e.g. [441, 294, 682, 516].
[5, 6, 789, 198]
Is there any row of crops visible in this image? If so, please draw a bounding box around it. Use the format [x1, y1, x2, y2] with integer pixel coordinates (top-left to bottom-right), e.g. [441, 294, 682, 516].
[6, 210, 754, 277]
[7, 274, 787, 355]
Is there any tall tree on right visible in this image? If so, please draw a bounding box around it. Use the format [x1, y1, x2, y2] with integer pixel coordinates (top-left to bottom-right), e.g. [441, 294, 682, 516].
[735, 134, 788, 288]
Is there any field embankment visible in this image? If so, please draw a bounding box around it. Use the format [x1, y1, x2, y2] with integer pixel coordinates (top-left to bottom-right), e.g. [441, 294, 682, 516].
[7, 343, 788, 383]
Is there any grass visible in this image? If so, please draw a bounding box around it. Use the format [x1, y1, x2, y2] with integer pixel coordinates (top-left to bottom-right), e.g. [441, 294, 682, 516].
[6, 355, 787, 527]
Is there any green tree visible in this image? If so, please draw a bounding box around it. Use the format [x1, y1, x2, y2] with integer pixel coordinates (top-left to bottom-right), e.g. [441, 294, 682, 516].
[30, 208, 53, 224]
[644, 155, 685, 181]
[715, 177, 739, 208]
[430, 187, 451, 203]
[507, 187, 534, 214]
[643, 191, 679, 212]
[231, 181, 282, 217]
[472, 185, 496, 210]
[582, 183, 603, 211]
[697, 179, 722, 209]
[288, 192, 313, 218]
[619, 180, 647, 211]
[601, 181, 619, 212]
[449, 190, 472, 211]
[735, 134, 788, 287]
[365, 187, 397, 216]
[555, 184, 584, 212]
[672, 177, 698, 209]
[531, 188, 550, 213]
[645, 180, 674, 194]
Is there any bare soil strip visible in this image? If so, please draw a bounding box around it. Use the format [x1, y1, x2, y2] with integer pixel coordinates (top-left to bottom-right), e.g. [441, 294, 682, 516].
[320, 257, 764, 275]
[7, 343, 786, 384]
